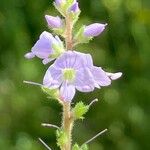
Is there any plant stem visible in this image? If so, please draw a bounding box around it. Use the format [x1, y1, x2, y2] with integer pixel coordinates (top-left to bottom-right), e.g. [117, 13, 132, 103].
[65, 15, 73, 50]
[60, 12, 74, 150]
[62, 102, 74, 150]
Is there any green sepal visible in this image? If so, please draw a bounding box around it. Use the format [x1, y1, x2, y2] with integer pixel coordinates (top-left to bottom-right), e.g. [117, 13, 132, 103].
[72, 143, 80, 150]
[74, 26, 93, 46]
[50, 42, 64, 60]
[56, 129, 68, 147]
[72, 101, 89, 120]
[42, 87, 60, 99]
[70, 11, 81, 25]
[72, 143, 89, 150]
[81, 144, 89, 150]
[54, 0, 74, 17]
[52, 42, 64, 53]
[67, 0, 74, 6]
[53, 28, 64, 36]
[53, 2, 66, 17]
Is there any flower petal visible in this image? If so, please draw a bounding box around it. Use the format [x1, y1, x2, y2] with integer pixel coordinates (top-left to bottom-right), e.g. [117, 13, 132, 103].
[60, 82, 76, 101]
[106, 72, 122, 80]
[54, 51, 84, 69]
[92, 67, 111, 86]
[42, 58, 55, 65]
[31, 31, 53, 59]
[75, 68, 95, 92]
[43, 65, 62, 88]
[76, 52, 93, 67]
[24, 52, 35, 59]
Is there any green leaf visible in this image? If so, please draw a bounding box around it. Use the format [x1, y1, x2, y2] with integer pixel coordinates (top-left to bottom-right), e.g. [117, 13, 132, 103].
[56, 129, 68, 147]
[72, 101, 89, 120]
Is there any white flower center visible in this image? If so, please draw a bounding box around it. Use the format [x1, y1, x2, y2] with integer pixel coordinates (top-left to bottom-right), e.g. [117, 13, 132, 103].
[62, 68, 76, 82]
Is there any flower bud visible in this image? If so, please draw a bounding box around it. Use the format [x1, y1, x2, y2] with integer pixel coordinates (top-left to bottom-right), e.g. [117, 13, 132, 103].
[84, 23, 107, 37]
[55, 0, 64, 6]
[45, 15, 62, 28]
[69, 2, 80, 13]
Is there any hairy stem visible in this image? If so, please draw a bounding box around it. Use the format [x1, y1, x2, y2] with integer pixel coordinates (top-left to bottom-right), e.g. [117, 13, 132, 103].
[62, 102, 73, 150]
[65, 15, 73, 50]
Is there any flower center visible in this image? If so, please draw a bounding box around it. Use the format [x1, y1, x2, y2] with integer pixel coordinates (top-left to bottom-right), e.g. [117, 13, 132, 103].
[62, 68, 76, 82]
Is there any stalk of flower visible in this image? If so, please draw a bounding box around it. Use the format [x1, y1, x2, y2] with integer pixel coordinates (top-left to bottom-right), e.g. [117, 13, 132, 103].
[24, 0, 122, 150]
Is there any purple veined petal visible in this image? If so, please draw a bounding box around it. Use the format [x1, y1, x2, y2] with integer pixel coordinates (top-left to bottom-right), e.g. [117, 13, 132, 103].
[42, 58, 55, 65]
[84, 23, 107, 37]
[75, 68, 95, 92]
[69, 2, 80, 13]
[60, 82, 76, 101]
[45, 15, 62, 28]
[31, 31, 54, 59]
[43, 65, 62, 88]
[76, 51, 93, 67]
[106, 72, 122, 80]
[54, 51, 85, 69]
[91, 67, 111, 86]
[24, 52, 35, 59]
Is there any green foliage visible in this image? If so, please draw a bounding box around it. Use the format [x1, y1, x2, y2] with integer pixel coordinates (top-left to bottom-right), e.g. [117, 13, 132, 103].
[72, 102, 89, 120]
[56, 129, 68, 147]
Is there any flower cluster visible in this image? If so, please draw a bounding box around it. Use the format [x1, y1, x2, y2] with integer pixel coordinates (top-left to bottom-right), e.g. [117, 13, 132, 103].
[24, 0, 122, 149]
[25, 0, 122, 101]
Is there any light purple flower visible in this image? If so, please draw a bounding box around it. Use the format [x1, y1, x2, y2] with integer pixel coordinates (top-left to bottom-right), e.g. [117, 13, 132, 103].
[70, 2, 80, 13]
[43, 51, 119, 101]
[24, 31, 64, 64]
[45, 15, 62, 28]
[84, 23, 107, 37]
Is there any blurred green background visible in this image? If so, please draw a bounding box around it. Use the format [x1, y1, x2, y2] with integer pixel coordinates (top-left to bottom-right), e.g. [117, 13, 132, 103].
[0, 0, 150, 149]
